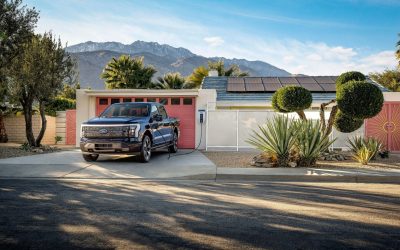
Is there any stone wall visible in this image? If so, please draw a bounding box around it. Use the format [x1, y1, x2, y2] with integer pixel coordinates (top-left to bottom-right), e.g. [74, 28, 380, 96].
[4, 115, 56, 145]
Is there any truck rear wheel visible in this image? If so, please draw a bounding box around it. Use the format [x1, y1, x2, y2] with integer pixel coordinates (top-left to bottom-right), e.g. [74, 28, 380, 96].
[139, 135, 152, 163]
[83, 154, 99, 162]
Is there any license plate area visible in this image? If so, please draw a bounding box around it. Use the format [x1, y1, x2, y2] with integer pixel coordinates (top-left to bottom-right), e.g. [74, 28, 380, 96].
[95, 144, 113, 149]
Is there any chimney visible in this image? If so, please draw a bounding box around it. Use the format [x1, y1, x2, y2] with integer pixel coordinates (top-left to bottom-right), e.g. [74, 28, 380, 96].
[208, 70, 218, 77]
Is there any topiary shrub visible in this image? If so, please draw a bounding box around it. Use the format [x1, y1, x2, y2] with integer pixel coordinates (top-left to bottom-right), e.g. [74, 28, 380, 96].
[271, 90, 289, 113]
[337, 80, 384, 119]
[336, 71, 366, 86]
[334, 110, 364, 132]
[275, 86, 312, 112]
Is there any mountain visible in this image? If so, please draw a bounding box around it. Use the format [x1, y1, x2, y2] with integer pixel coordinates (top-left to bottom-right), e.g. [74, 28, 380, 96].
[66, 41, 291, 89]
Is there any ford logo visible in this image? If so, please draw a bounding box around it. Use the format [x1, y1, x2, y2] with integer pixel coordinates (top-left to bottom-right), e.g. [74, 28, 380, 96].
[99, 128, 108, 134]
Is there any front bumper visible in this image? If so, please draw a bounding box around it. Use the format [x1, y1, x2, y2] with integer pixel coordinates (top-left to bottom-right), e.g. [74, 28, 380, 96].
[80, 138, 142, 155]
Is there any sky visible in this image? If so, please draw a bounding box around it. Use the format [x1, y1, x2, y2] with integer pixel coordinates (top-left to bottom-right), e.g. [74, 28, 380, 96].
[25, 0, 400, 75]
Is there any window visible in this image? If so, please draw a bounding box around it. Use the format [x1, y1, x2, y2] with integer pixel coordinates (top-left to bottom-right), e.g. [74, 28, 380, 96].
[157, 106, 168, 119]
[123, 98, 132, 103]
[183, 98, 193, 105]
[99, 98, 108, 105]
[135, 98, 144, 102]
[147, 98, 156, 102]
[111, 98, 120, 104]
[150, 105, 158, 117]
[159, 98, 168, 105]
[100, 103, 150, 118]
[171, 98, 180, 105]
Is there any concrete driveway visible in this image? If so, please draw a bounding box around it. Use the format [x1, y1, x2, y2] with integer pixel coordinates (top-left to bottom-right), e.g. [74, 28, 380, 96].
[0, 149, 216, 179]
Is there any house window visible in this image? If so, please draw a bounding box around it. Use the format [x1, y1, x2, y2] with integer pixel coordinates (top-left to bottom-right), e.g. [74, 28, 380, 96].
[183, 98, 193, 105]
[147, 97, 156, 102]
[99, 98, 108, 105]
[135, 98, 144, 102]
[171, 98, 180, 105]
[159, 98, 168, 105]
[111, 98, 120, 104]
[123, 98, 132, 103]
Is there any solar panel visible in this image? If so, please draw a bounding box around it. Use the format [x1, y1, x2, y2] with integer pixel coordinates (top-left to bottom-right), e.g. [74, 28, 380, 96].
[319, 84, 336, 92]
[227, 77, 246, 92]
[314, 76, 335, 84]
[295, 77, 324, 91]
[279, 77, 300, 86]
[244, 78, 264, 92]
[296, 77, 317, 84]
[262, 77, 282, 91]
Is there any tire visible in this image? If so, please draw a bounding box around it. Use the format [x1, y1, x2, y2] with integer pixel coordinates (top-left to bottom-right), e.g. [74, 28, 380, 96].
[168, 132, 178, 153]
[139, 135, 152, 163]
[82, 154, 99, 162]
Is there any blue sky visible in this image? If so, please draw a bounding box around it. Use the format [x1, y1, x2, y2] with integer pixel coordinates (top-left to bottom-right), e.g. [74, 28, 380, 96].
[26, 0, 400, 75]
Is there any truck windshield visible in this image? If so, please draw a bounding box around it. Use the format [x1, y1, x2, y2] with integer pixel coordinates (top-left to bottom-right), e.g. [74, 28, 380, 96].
[100, 103, 150, 118]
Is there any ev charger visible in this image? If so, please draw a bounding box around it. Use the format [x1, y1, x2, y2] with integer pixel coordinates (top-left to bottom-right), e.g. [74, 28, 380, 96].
[198, 109, 206, 123]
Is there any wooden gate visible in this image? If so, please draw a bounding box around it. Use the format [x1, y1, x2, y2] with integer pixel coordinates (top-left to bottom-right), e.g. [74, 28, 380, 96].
[365, 102, 400, 152]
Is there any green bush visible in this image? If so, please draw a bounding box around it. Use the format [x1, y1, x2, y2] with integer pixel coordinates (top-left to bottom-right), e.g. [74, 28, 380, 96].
[294, 120, 335, 167]
[337, 80, 384, 119]
[271, 91, 289, 113]
[334, 110, 364, 132]
[45, 97, 76, 116]
[336, 71, 366, 86]
[275, 86, 312, 112]
[247, 115, 297, 167]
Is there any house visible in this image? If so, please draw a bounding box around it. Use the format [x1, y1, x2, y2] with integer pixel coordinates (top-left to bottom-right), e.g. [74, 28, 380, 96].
[74, 75, 400, 152]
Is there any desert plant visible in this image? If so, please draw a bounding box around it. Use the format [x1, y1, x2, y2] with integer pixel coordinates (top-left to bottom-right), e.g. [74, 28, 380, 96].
[352, 146, 375, 165]
[54, 136, 62, 145]
[347, 136, 382, 161]
[247, 115, 297, 167]
[294, 119, 335, 167]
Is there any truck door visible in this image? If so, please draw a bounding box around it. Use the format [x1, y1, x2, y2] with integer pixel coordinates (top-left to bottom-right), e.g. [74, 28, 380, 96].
[157, 105, 173, 144]
[149, 105, 163, 146]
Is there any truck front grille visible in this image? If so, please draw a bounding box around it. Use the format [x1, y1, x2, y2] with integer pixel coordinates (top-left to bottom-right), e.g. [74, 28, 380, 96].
[82, 125, 130, 138]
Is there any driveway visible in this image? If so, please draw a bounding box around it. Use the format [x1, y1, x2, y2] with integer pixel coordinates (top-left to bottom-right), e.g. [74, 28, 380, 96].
[0, 149, 216, 179]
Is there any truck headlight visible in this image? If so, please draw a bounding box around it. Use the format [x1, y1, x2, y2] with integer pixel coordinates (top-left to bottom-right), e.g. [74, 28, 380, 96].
[81, 126, 86, 138]
[129, 124, 140, 137]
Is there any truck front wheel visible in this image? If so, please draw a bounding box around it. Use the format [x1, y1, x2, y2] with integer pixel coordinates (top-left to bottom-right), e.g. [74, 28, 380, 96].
[139, 135, 152, 163]
[82, 154, 99, 162]
[168, 132, 178, 153]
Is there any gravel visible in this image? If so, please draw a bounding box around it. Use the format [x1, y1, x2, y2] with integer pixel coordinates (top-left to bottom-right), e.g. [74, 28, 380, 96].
[0, 144, 62, 159]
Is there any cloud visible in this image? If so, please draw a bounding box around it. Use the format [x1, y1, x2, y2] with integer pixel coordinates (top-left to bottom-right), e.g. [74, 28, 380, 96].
[203, 36, 225, 47]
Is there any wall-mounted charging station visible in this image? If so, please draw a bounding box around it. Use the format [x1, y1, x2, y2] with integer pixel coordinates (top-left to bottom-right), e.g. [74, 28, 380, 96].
[198, 109, 206, 124]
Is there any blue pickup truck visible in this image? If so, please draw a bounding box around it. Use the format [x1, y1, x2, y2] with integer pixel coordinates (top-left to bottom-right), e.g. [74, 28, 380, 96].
[80, 102, 180, 162]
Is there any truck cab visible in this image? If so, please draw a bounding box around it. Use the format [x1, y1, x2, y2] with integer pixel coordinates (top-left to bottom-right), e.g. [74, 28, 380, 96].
[80, 102, 180, 162]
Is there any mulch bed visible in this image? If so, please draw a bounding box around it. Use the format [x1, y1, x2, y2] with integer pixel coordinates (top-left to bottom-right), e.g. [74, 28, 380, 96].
[0, 144, 62, 159]
[202, 151, 400, 170]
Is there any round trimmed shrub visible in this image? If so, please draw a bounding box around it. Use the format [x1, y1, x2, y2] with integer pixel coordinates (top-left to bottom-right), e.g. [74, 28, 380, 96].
[272, 90, 289, 113]
[276, 86, 312, 112]
[336, 71, 366, 86]
[337, 80, 383, 119]
[334, 110, 364, 133]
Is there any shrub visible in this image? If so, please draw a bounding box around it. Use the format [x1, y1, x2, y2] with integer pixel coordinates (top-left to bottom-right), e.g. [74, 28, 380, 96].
[275, 86, 312, 112]
[55, 136, 62, 145]
[336, 71, 366, 86]
[352, 146, 375, 165]
[294, 120, 335, 167]
[334, 110, 364, 132]
[247, 115, 297, 167]
[271, 91, 289, 113]
[336, 80, 384, 119]
[45, 97, 76, 116]
[347, 136, 382, 161]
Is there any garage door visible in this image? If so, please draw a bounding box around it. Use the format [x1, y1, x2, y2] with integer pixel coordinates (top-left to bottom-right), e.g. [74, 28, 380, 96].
[95, 96, 196, 149]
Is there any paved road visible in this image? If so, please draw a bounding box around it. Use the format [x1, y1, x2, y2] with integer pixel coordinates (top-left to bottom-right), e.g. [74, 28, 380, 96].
[0, 180, 399, 249]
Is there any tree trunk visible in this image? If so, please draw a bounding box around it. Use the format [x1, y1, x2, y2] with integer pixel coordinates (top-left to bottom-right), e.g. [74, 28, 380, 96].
[325, 105, 339, 137]
[35, 101, 47, 147]
[296, 110, 307, 121]
[0, 112, 8, 143]
[319, 99, 336, 133]
[23, 104, 36, 147]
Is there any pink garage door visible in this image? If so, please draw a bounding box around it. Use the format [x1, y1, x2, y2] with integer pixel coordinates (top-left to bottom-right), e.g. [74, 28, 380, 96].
[95, 97, 196, 149]
[65, 109, 76, 145]
[365, 102, 400, 152]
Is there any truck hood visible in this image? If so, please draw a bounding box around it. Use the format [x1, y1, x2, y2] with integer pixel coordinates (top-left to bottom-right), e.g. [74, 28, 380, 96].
[84, 117, 148, 125]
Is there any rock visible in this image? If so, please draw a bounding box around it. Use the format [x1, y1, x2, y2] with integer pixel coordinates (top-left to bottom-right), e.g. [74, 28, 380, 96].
[288, 162, 297, 168]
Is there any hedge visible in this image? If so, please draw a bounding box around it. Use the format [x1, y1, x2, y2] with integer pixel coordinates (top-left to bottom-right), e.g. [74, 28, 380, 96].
[45, 97, 76, 116]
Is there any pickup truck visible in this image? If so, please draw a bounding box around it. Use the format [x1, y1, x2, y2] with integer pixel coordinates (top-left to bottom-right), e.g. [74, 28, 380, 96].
[80, 102, 180, 162]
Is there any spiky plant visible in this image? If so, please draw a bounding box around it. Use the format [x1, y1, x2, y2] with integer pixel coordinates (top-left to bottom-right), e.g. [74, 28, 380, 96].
[247, 115, 296, 167]
[347, 136, 382, 161]
[352, 146, 375, 165]
[294, 120, 335, 167]
[153, 72, 187, 89]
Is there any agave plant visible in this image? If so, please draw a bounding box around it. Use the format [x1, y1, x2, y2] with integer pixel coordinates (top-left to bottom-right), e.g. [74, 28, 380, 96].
[347, 136, 382, 164]
[294, 120, 335, 167]
[352, 146, 375, 165]
[247, 115, 296, 167]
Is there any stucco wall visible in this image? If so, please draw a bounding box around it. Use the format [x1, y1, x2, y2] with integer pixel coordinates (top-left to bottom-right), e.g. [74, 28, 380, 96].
[4, 115, 56, 144]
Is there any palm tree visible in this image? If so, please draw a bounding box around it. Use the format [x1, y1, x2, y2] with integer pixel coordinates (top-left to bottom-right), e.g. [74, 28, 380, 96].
[396, 33, 400, 68]
[208, 59, 249, 77]
[186, 66, 209, 89]
[101, 55, 156, 89]
[152, 72, 186, 89]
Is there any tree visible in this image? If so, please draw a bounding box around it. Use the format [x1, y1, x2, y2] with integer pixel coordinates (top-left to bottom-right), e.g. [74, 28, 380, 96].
[59, 82, 80, 99]
[0, 0, 39, 142]
[152, 72, 186, 89]
[272, 71, 384, 136]
[101, 55, 156, 89]
[370, 70, 400, 92]
[186, 60, 249, 88]
[8, 33, 75, 147]
[396, 33, 400, 68]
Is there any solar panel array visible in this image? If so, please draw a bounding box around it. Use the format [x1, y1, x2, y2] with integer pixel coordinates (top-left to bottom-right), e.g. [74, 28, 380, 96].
[227, 76, 338, 93]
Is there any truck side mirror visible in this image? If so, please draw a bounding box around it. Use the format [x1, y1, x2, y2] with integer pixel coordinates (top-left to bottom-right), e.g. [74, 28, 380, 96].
[154, 114, 163, 122]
